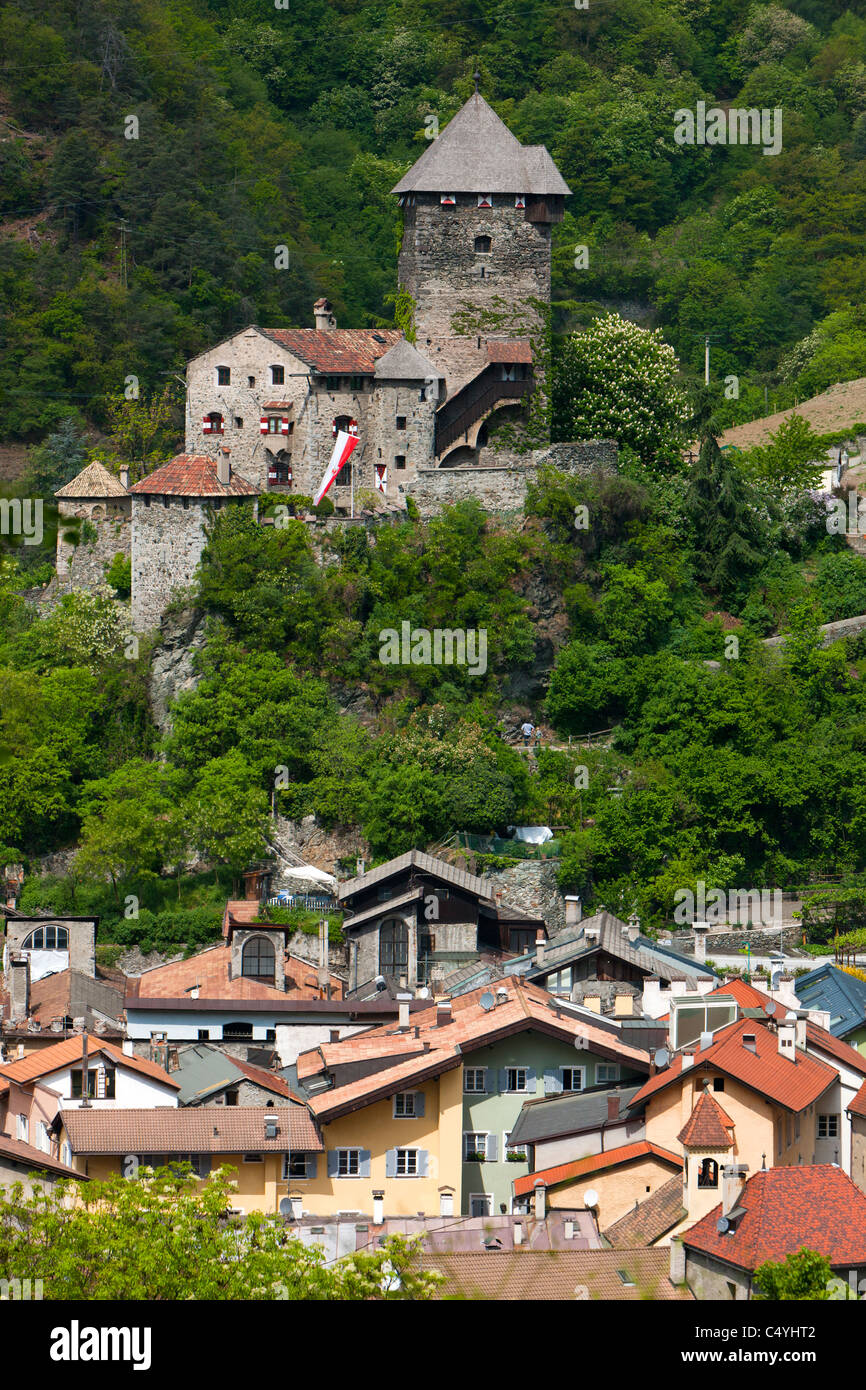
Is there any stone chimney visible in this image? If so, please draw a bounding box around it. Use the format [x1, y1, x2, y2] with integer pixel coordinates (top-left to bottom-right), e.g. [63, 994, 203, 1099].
[436, 1001, 452, 1028]
[534, 930, 545, 967]
[722, 1164, 748, 1218]
[565, 895, 582, 927]
[533, 1179, 546, 1221]
[314, 297, 336, 331]
[693, 921, 709, 963]
[397, 995, 411, 1029]
[8, 952, 30, 1023]
[217, 449, 231, 487]
[626, 915, 640, 943]
[119, 465, 130, 490]
[329, 1029, 340, 1044]
[669, 1237, 686, 1285]
[583, 995, 601, 1014]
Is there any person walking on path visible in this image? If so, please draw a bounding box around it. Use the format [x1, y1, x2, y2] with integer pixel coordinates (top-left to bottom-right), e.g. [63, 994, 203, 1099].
[521, 719, 534, 748]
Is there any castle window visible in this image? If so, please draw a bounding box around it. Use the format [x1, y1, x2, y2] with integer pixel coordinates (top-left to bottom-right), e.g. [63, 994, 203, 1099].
[248, 376, 255, 387]
[234, 417, 243, 429]
[223, 1021, 253, 1040]
[698, 1158, 719, 1189]
[216, 366, 230, 386]
[515, 195, 526, 209]
[183, 498, 189, 510]
[267, 416, 282, 434]
[396, 417, 406, 431]
[204, 412, 224, 435]
[163, 496, 169, 508]
[394, 455, 406, 470]
[22, 925, 69, 950]
[349, 376, 364, 391]
[477, 195, 492, 209]
[242, 936, 276, 982]
[271, 365, 285, 385]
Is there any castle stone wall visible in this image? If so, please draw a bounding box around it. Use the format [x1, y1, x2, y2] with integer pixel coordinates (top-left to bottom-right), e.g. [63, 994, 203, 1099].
[132, 495, 243, 633]
[407, 440, 619, 515]
[55, 498, 131, 592]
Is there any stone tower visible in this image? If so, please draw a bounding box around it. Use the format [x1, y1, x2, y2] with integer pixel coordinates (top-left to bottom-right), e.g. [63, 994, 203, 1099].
[54, 460, 131, 592]
[392, 89, 570, 463]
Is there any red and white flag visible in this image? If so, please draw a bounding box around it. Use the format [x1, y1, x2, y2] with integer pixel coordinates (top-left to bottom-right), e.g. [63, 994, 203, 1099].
[313, 430, 359, 505]
[375, 463, 387, 494]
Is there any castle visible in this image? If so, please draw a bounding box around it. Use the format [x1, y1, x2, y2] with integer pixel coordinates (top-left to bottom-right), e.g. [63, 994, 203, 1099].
[54, 91, 616, 630]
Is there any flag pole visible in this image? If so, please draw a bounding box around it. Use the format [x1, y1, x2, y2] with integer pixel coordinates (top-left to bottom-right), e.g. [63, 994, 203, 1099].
[351, 454, 355, 519]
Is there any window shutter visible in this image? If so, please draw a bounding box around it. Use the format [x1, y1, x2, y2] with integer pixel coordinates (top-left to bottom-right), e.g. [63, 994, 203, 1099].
[544, 1069, 562, 1095]
[327, 1150, 340, 1178]
[203, 416, 212, 433]
[417, 1149, 429, 1177]
[385, 1148, 397, 1179]
[260, 417, 268, 434]
[480, 1068, 491, 1092]
[281, 417, 290, 435]
[498, 1069, 507, 1093]
[526, 1068, 537, 1093]
[414, 1090, 425, 1118]
[305, 1154, 318, 1180]
[486, 1133, 498, 1162]
[359, 1149, 371, 1178]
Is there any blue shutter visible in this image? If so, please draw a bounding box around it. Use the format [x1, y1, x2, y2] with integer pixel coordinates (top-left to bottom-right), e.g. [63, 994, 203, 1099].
[498, 1068, 508, 1093]
[327, 1150, 340, 1178]
[544, 1069, 563, 1095]
[486, 1133, 498, 1162]
[306, 1154, 318, 1180]
[359, 1149, 371, 1178]
[414, 1090, 425, 1118]
[385, 1148, 397, 1179]
[482, 1069, 493, 1093]
[526, 1067, 537, 1093]
[416, 1149, 428, 1177]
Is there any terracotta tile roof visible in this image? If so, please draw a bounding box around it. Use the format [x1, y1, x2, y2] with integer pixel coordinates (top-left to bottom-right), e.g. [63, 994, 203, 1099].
[307, 1047, 459, 1118]
[847, 1077, 866, 1119]
[129, 454, 259, 497]
[630, 1018, 836, 1114]
[227, 1055, 292, 1098]
[512, 1140, 682, 1198]
[261, 400, 293, 410]
[0, 1132, 84, 1179]
[55, 460, 129, 498]
[0, 1035, 179, 1091]
[126, 943, 344, 1002]
[683, 1165, 866, 1270]
[261, 327, 401, 375]
[487, 340, 532, 364]
[677, 1089, 736, 1148]
[603, 1174, 686, 1249]
[422, 1247, 690, 1300]
[23, 968, 124, 1028]
[62, 1106, 322, 1155]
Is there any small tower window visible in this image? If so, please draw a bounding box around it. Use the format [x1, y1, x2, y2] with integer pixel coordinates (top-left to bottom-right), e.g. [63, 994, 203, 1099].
[698, 1158, 719, 1189]
[475, 236, 491, 253]
[216, 366, 230, 385]
[234, 417, 243, 429]
[248, 375, 255, 387]
[440, 193, 456, 205]
[271, 365, 285, 385]
[395, 455, 406, 470]
[396, 416, 406, 431]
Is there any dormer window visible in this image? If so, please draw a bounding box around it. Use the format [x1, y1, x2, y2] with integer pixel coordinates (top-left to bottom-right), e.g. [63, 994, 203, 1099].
[216, 366, 230, 386]
[475, 235, 491, 253]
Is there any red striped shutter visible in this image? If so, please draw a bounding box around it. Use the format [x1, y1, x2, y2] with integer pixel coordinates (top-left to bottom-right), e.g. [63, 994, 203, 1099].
[281, 417, 290, 435]
[260, 417, 268, 434]
[203, 416, 212, 433]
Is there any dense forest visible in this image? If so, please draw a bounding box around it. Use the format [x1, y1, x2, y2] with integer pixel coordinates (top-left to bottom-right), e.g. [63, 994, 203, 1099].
[2, 0, 866, 442]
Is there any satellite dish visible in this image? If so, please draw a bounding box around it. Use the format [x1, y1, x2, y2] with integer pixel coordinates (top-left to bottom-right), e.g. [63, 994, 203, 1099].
[279, 1198, 293, 1217]
[653, 1048, 670, 1069]
[583, 1188, 599, 1209]
[717, 1216, 729, 1234]
[479, 992, 495, 1013]
[764, 1003, 776, 1016]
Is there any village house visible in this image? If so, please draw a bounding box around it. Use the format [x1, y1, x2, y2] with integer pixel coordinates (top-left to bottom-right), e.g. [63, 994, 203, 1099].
[512, 1140, 684, 1234]
[167, 1043, 301, 1108]
[795, 963, 866, 1051]
[2, 907, 97, 982]
[506, 1083, 646, 1171]
[0, 1131, 82, 1194]
[56, 1106, 323, 1216]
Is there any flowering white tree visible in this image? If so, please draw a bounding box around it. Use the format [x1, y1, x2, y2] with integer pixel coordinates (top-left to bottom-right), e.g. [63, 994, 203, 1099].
[553, 313, 690, 462]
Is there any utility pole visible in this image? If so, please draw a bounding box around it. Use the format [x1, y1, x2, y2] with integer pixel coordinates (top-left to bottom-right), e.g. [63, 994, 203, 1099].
[119, 219, 128, 290]
[704, 334, 710, 386]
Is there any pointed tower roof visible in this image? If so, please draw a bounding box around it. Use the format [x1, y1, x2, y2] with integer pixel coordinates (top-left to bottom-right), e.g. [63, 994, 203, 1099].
[55, 460, 129, 499]
[373, 339, 439, 381]
[677, 1088, 736, 1149]
[391, 92, 570, 196]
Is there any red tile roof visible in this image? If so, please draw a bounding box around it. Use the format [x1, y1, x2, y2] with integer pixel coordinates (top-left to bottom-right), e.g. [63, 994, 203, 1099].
[631, 1018, 836, 1114]
[0, 1035, 179, 1091]
[603, 1174, 686, 1249]
[261, 328, 401, 375]
[486, 340, 532, 364]
[226, 1054, 292, 1099]
[62, 1106, 322, 1155]
[512, 1140, 682, 1197]
[677, 1090, 736, 1148]
[683, 1165, 866, 1270]
[0, 1132, 84, 1179]
[422, 1247, 692, 1300]
[129, 454, 259, 497]
[848, 1077, 866, 1119]
[126, 943, 344, 1002]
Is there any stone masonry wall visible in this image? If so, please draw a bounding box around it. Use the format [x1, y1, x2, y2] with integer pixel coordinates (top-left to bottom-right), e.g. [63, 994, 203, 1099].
[132, 495, 242, 633]
[408, 440, 619, 516]
[55, 498, 131, 592]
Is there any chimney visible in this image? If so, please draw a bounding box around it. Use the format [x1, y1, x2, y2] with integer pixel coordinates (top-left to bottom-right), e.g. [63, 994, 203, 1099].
[721, 1164, 748, 1218]
[313, 297, 336, 331]
[534, 930, 545, 967]
[607, 1095, 620, 1121]
[669, 1237, 686, 1285]
[642, 978, 663, 1018]
[513, 1221, 523, 1245]
[564, 1219, 574, 1239]
[8, 952, 29, 1023]
[583, 995, 601, 1014]
[533, 1180, 546, 1221]
[436, 1001, 452, 1028]
[217, 449, 231, 486]
[397, 996, 411, 1029]
[122, 1039, 134, 1057]
[795, 1016, 806, 1049]
[613, 993, 632, 1017]
[372, 1191, 384, 1225]
[695, 977, 715, 996]
[807, 1007, 831, 1032]
[692, 921, 709, 963]
[329, 1029, 340, 1044]
[778, 1013, 797, 1060]
[681, 1051, 695, 1070]
[119, 465, 130, 490]
[565, 895, 582, 927]
[627, 915, 640, 943]
[772, 974, 799, 1011]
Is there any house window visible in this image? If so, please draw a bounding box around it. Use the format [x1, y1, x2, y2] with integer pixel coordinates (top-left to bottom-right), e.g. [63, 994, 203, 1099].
[349, 376, 364, 391]
[561, 1068, 583, 1092]
[597, 1064, 619, 1084]
[394, 1092, 416, 1118]
[698, 1158, 719, 1188]
[470, 1194, 492, 1217]
[243, 1153, 263, 1163]
[464, 1068, 486, 1093]
[71, 1069, 98, 1100]
[504, 1134, 527, 1162]
[17, 1114, 27, 1142]
[464, 1132, 488, 1162]
[267, 416, 282, 433]
[395, 416, 406, 431]
[204, 411, 224, 435]
[394, 455, 406, 470]
[248, 376, 255, 387]
[477, 195, 492, 209]
[265, 1029, 276, 1043]
[379, 919, 408, 975]
[39, 1121, 51, 1153]
[337, 1148, 360, 1177]
[713, 1077, 725, 1092]
[283, 1153, 309, 1180]
[509, 928, 535, 953]
[395, 1148, 417, 1176]
[223, 1021, 253, 1040]
[475, 235, 492, 252]
[22, 925, 69, 950]
[242, 935, 276, 983]
[198, 1029, 210, 1041]
[99, 1068, 116, 1099]
[818, 1114, 839, 1139]
[61, 1143, 72, 1167]
[506, 1067, 529, 1093]
[271, 365, 285, 385]
[216, 366, 231, 385]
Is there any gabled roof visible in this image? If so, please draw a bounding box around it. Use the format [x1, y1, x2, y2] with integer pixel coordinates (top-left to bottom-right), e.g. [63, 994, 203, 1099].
[62, 1107, 322, 1155]
[260, 327, 401, 375]
[847, 1076, 866, 1119]
[487, 340, 532, 364]
[0, 1132, 85, 1179]
[55, 460, 129, 499]
[373, 339, 439, 381]
[125, 943, 344, 1003]
[170, 1045, 295, 1104]
[795, 964, 866, 1038]
[683, 1165, 866, 1270]
[603, 1174, 686, 1249]
[629, 1018, 837, 1115]
[512, 1140, 682, 1198]
[10, 968, 123, 1030]
[677, 1089, 735, 1148]
[0, 1034, 179, 1092]
[507, 1084, 644, 1147]
[339, 850, 493, 904]
[530, 911, 716, 986]
[129, 454, 259, 497]
[421, 1247, 690, 1301]
[391, 93, 571, 196]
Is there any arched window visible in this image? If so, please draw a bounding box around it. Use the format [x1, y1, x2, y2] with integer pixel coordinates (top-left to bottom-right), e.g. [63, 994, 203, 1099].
[474, 235, 491, 253]
[241, 936, 276, 983]
[379, 919, 408, 975]
[698, 1158, 719, 1188]
[203, 411, 224, 435]
[22, 925, 69, 950]
[223, 1021, 253, 1040]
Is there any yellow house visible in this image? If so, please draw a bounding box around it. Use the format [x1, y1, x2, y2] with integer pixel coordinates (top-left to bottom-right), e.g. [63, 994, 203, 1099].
[512, 1139, 683, 1233]
[58, 1106, 322, 1215]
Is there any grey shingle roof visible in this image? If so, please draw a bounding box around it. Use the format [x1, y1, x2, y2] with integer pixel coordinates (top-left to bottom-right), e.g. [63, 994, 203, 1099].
[507, 1084, 644, 1146]
[339, 850, 493, 903]
[795, 964, 866, 1038]
[373, 339, 439, 381]
[530, 911, 716, 985]
[391, 94, 571, 196]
